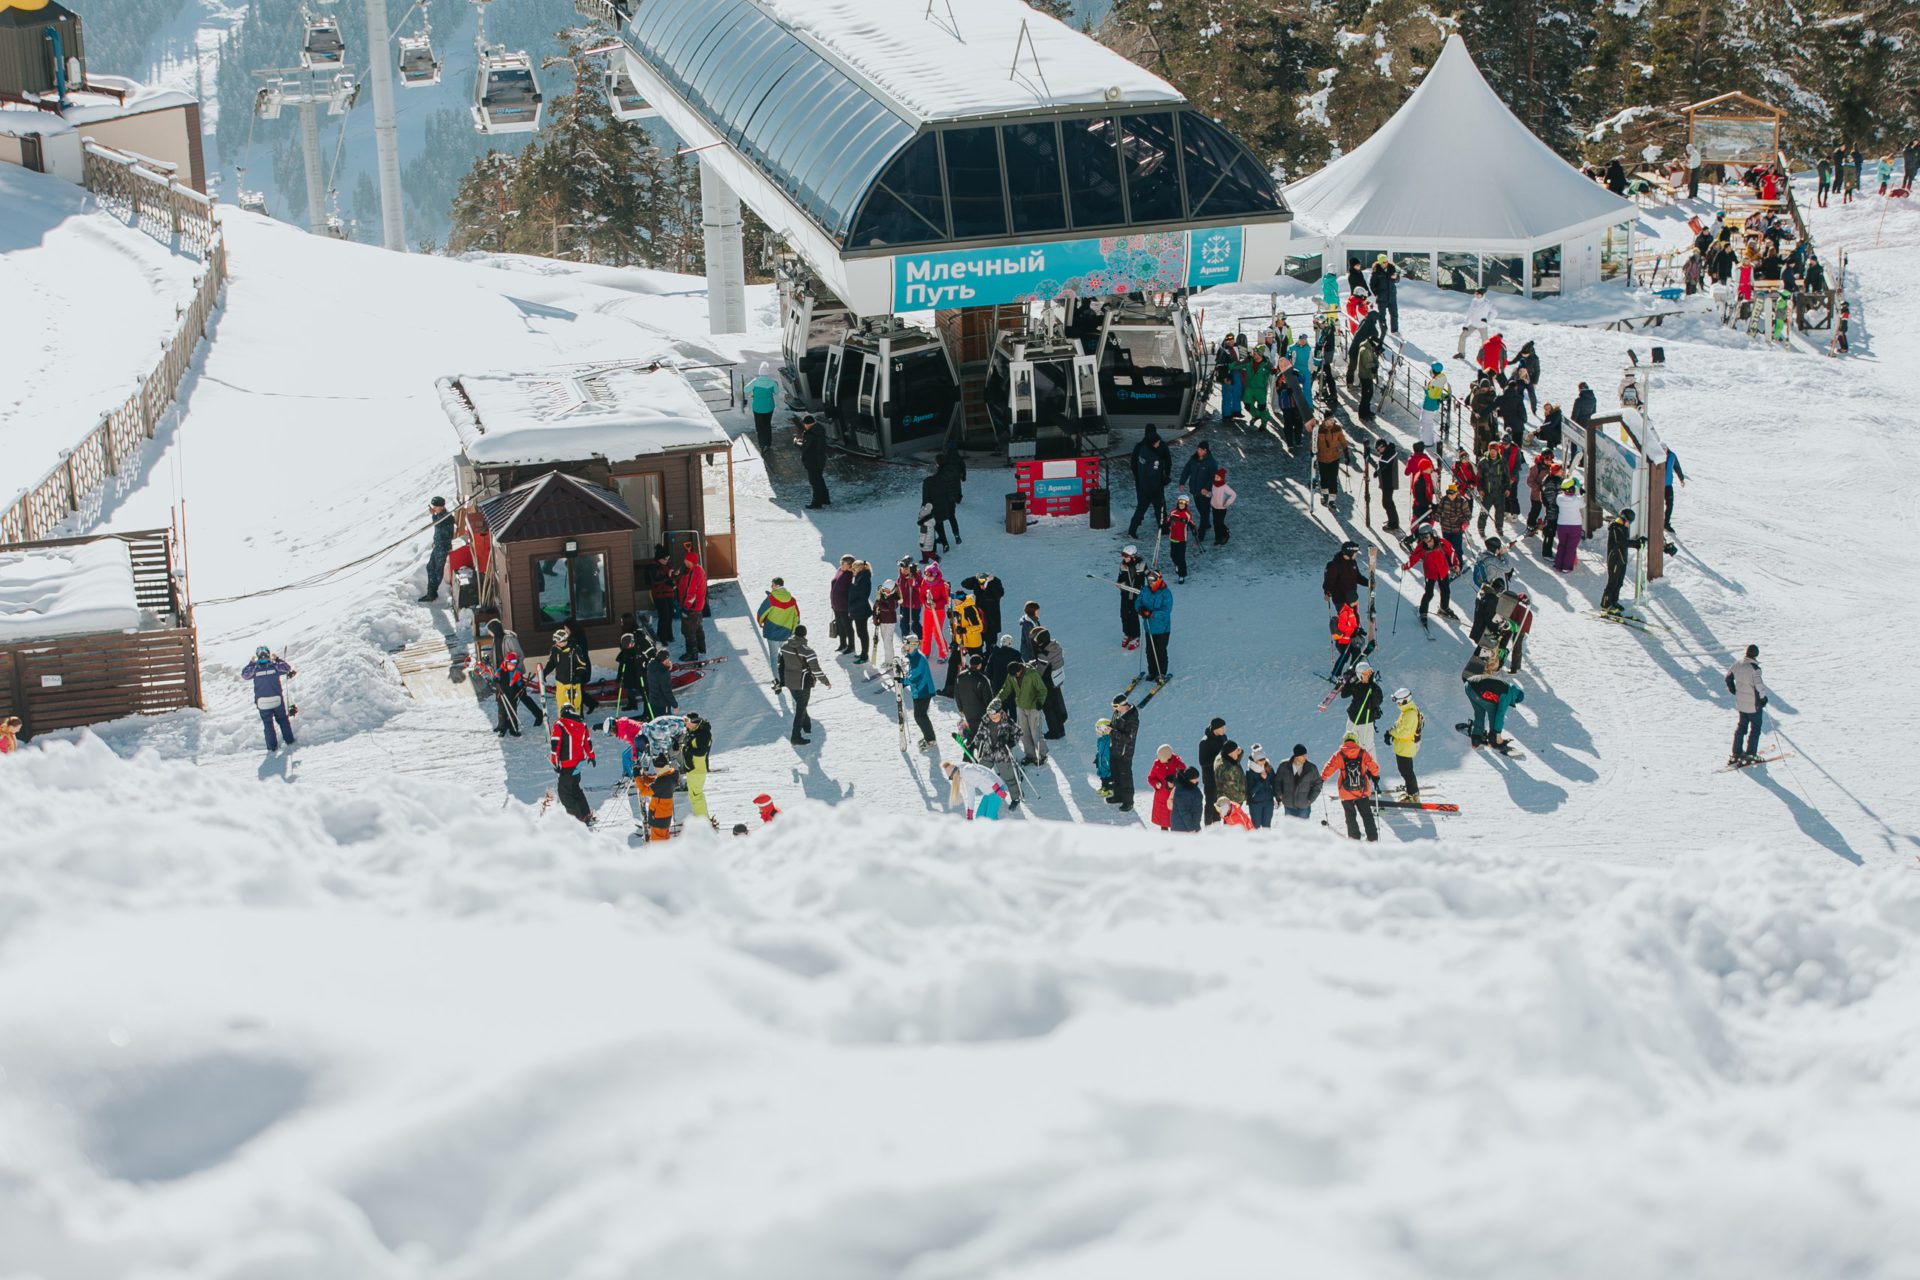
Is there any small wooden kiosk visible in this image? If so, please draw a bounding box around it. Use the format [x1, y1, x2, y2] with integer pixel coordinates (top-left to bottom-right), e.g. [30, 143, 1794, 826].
[475, 471, 641, 655]
[1684, 92, 1786, 174]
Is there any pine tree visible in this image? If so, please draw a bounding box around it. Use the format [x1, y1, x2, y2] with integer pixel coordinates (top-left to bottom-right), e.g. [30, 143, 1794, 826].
[447, 151, 518, 253]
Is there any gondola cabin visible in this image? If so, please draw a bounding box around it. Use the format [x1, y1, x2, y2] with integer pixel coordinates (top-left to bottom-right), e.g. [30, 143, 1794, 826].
[440, 360, 738, 661]
[398, 36, 441, 87]
[604, 66, 655, 121]
[981, 326, 1103, 460]
[300, 15, 345, 69]
[777, 268, 854, 411]
[1093, 299, 1209, 439]
[820, 318, 959, 459]
[473, 48, 541, 134]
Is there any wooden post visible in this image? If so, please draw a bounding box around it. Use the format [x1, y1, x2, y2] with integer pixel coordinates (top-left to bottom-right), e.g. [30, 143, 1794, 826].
[1584, 418, 1601, 534]
[1646, 450, 1666, 582]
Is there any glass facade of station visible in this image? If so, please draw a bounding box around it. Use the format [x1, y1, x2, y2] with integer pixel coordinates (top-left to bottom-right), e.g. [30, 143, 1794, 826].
[621, 0, 1287, 253]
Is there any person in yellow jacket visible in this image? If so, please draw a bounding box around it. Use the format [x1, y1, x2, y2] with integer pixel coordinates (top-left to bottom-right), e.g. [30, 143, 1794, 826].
[942, 591, 986, 698]
[1384, 687, 1424, 799]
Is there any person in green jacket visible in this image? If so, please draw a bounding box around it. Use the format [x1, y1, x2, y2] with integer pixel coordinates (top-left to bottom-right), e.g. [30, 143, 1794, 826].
[1384, 688, 1424, 799]
[996, 660, 1050, 765]
[746, 361, 779, 450]
[1243, 353, 1274, 429]
[1213, 740, 1248, 806]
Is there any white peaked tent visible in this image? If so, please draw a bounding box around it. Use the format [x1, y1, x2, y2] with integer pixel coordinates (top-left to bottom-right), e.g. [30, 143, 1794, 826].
[1284, 35, 1636, 297]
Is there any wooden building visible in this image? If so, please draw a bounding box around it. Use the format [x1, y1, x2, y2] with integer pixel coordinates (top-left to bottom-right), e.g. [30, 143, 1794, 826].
[0, 528, 201, 737]
[473, 472, 641, 655]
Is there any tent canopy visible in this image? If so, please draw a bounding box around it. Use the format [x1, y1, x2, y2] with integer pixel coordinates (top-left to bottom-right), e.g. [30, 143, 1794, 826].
[1284, 35, 1632, 252]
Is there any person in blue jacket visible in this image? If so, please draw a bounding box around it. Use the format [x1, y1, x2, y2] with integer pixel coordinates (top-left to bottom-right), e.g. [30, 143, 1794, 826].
[746, 361, 779, 450]
[1170, 765, 1204, 832]
[241, 645, 296, 751]
[1663, 448, 1687, 533]
[903, 634, 939, 748]
[1137, 570, 1175, 682]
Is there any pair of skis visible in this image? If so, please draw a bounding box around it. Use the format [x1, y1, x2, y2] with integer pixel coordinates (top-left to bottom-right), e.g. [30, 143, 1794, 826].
[1454, 722, 1527, 760]
[1587, 610, 1668, 633]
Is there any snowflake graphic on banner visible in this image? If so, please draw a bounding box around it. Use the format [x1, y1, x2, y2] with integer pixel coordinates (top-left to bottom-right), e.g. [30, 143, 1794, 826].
[1199, 233, 1233, 266]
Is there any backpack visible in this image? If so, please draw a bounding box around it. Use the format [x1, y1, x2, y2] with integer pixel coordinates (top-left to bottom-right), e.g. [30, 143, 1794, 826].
[1340, 754, 1366, 793]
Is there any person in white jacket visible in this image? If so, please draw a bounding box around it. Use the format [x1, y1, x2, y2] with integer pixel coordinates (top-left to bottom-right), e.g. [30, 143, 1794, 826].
[1208, 467, 1238, 547]
[1725, 644, 1769, 765]
[944, 759, 1012, 820]
[1455, 288, 1497, 358]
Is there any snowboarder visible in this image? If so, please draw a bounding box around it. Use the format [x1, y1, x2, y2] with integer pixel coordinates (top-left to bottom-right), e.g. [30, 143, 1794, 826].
[778, 625, 830, 744]
[747, 361, 779, 450]
[1336, 663, 1386, 756]
[1106, 692, 1139, 813]
[1127, 424, 1173, 537]
[1116, 546, 1146, 649]
[1454, 288, 1496, 359]
[1725, 644, 1769, 766]
[1599, 508, 1646, 614]
[1164, 496, 1200, 581]
[1321, 735, 1381, 842]
[420, 496, 454, 603]
[548, 706, 595, 825]
[799, 414, 831, 508]
[1406, 525, 1461, 622]
[1384, 688, 1423, 799]
[1244, 745, 1278, 828]
[241, 646, 296, 752]
[1137, 570, 1174, 681]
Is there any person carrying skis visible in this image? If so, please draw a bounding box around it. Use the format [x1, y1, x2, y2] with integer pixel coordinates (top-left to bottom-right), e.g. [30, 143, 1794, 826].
[747, 361, 779, 450]
[1330, 600, 1367, 679]
[1127, 424, 1173, 538]
[548, 705, 595, 825]
[420, 496, 455, 603]
[1314, 414, 1348, 499]
[1406, 524, 1461, 622]
[1407, 441, 1438, 525]
[1106, 692, 1139, 813]
[1148, 745, 1185, 829]
[1384, 688, 1424, 800]
[1599, 508, 1647, 614]
[1419, 363, 1450, 449]
[241, 646, 297, 752]
[1116, 546, 1146, 650]
[778, 625, 830, 745]
[1725, 644, 1769, 766]
[903, 634, 938, 749]
[1244, 745, 1278, 828]
[1336, 662, 1386, 755]
[1164, 496, 1200, 582]
[1137, 570, 1175, 681]
[1321, 735, 1381, 842]
[944, 759, 1012, 820]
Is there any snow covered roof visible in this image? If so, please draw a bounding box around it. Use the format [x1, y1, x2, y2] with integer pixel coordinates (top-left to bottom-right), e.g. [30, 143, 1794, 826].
[1283, 36, 1635, 251]
[0, 538, 143, 642]
[0, 77, 198, 137]
[442, 362, 730, 469]
[753, 0, 1182, 123]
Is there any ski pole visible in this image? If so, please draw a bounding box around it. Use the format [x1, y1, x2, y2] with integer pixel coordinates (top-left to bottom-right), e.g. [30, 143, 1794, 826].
[1391, 577, 1403, 636]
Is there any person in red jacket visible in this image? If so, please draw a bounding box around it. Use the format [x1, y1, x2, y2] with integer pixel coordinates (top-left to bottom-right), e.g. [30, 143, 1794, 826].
[1164, 495, 1200, 582]
[677, 545, 708, 661]
[1405, 524, 1461, 621]
[1450, 448, 1478, 495]
[1320, 734, 1380, 841]
[1147, 744, 1187, 830]
[548, 706, 596, 824]
[1330, 600, 1366, 678]
[1477, 332, 1506, 377]
[1406, 442, 1437, 524]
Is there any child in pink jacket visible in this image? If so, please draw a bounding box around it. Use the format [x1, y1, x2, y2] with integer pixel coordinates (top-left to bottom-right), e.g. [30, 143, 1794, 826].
[1208, 468, 1238, 546]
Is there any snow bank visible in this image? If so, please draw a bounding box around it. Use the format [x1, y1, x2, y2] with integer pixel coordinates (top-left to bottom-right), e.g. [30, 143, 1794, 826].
[3, 737, 1919, 1277]
[0, 537, 142, 640]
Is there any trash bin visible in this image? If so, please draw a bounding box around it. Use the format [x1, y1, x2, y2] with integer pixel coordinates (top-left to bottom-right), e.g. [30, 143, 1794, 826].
[1005, 492, 1028, 535]
[1087, 487, 1111, 530]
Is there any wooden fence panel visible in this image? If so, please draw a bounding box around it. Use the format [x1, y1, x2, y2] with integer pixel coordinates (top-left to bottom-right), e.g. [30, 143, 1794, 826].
[7, 629, 199, 735]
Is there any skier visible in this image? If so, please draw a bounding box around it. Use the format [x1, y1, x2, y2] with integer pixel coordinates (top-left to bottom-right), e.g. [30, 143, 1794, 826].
[1406, 525, 1461, 622]
[799, 414, 831, 508]
[1137, 570, 1174, 681]
[1329, 600, 1367, 679]
[548, 706, 595, 825]
[634, 749, 679, 841]
[1244, 746, 1278, 828]
[1553, 477, 1585, 572]
[1407, 440, 1438, 525]
[1418, 363, 1450, 449]
[995, 659, 1049, 766]
[682, 710, 712, 822]
[959, 571, 1005, 644]
[1208, 468, 1237, 546]
[1314, 414, 1348, 499]
[746, 361, 779, 450]
[1599, 508, 1646, 614]
[677, 547, 709, 661]
[241, 646, 297, 752]
[1170, 766, 1205, 833]
[1148, 745, 1185, 829]
[614, 631, 648, 714]
[1384, 688, 1424, 799]
[1372, 440, 1402, 531]
[1336, 662, 1386, 755]
[1116, 546, 1146, 650]
[778, 625, 830, 745]
[1164, 496, 1199, 582]
[1278, 744, 1322, 819]
[944, 759, 1012, 820]
[1106, 692, 1139, 813]
[1179, 440, 1216, 543]
[1127, 424, 1173, 538]
[542, 625, 591, 716]
[1454, 288, 1496, 359]
[486, 619, 545, 727]
[420, 496, 454, 603]
[970, 702, 1025, 807]
[918, 561, 951, 662]
[1197, 716, 1229, 825]
[1725, 644, 1769, 766]
[1471, 536, 1519, 591]
[1320, 735, 1381, 842]
[903, 635, 938, 749]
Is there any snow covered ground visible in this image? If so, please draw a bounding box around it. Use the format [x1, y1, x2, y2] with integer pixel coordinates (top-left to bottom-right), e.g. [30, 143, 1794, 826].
[0, 164, 205, 496]
[3, 183, 1919, 1274]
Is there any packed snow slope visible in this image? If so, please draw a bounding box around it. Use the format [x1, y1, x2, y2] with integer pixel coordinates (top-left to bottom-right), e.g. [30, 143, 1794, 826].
[0, 164, 204, 496]
[3, 189, 1920, 1274]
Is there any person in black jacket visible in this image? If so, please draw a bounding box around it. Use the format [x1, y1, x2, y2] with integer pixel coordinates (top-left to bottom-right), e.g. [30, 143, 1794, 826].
[1535, 403, 1565, 459]
[1322, 542, 1369, 608]
[1372, 441, 1402, 532]
[1115, 545, 1146, 648]
[1197, 716, 1228, 825]
[1599, 508, 1647, 614]
[421, 496, 455, 603]
[1106, 693, 1139, 812]
[954, 654, 993, 740]
[1367, 254, 1400, 333]
[985, 632, 1020, 690]
[1127, 425, 1172, 537]
[614, 631, 648, 712]
[1337, 664, 1386, 755]
[959, 571, 1004, 641]
[778, 625, 830, 743]
[644, 649, 678, 719]
[798, 414, 830, 509]
[1178, 440, 1216, 543]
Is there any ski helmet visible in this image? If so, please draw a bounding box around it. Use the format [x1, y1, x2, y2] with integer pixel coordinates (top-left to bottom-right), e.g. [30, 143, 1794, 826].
[1341, 541, 1359, 554]
[1353, 285, 1370, 299]
[882, 578, 895, 590]
[1122, 544, 1139, 558]
[254, 645, 271, 661]
[1391, 687, 1411, 703]
[1561, 477, 1577, 492]
[1430, 361, 1445, 373]
[552, 626, 571, 645]
[1619, 507, 1635, 521]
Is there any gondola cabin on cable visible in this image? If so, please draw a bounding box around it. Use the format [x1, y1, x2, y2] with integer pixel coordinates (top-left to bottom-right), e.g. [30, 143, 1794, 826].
[1091, 298, 1210, 438]
[299, 12, 345, 70]
[438, 360, 738, 667]
[819, 318, 959, 459]
[777, 260, 854, 411]
[604, 65, 655, 121]
[472, 46, 541, 134]
[397, 34, 441, 88]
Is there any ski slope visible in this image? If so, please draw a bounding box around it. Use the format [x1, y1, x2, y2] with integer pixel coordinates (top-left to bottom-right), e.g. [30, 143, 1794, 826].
[2, 187, 1918, 1274]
